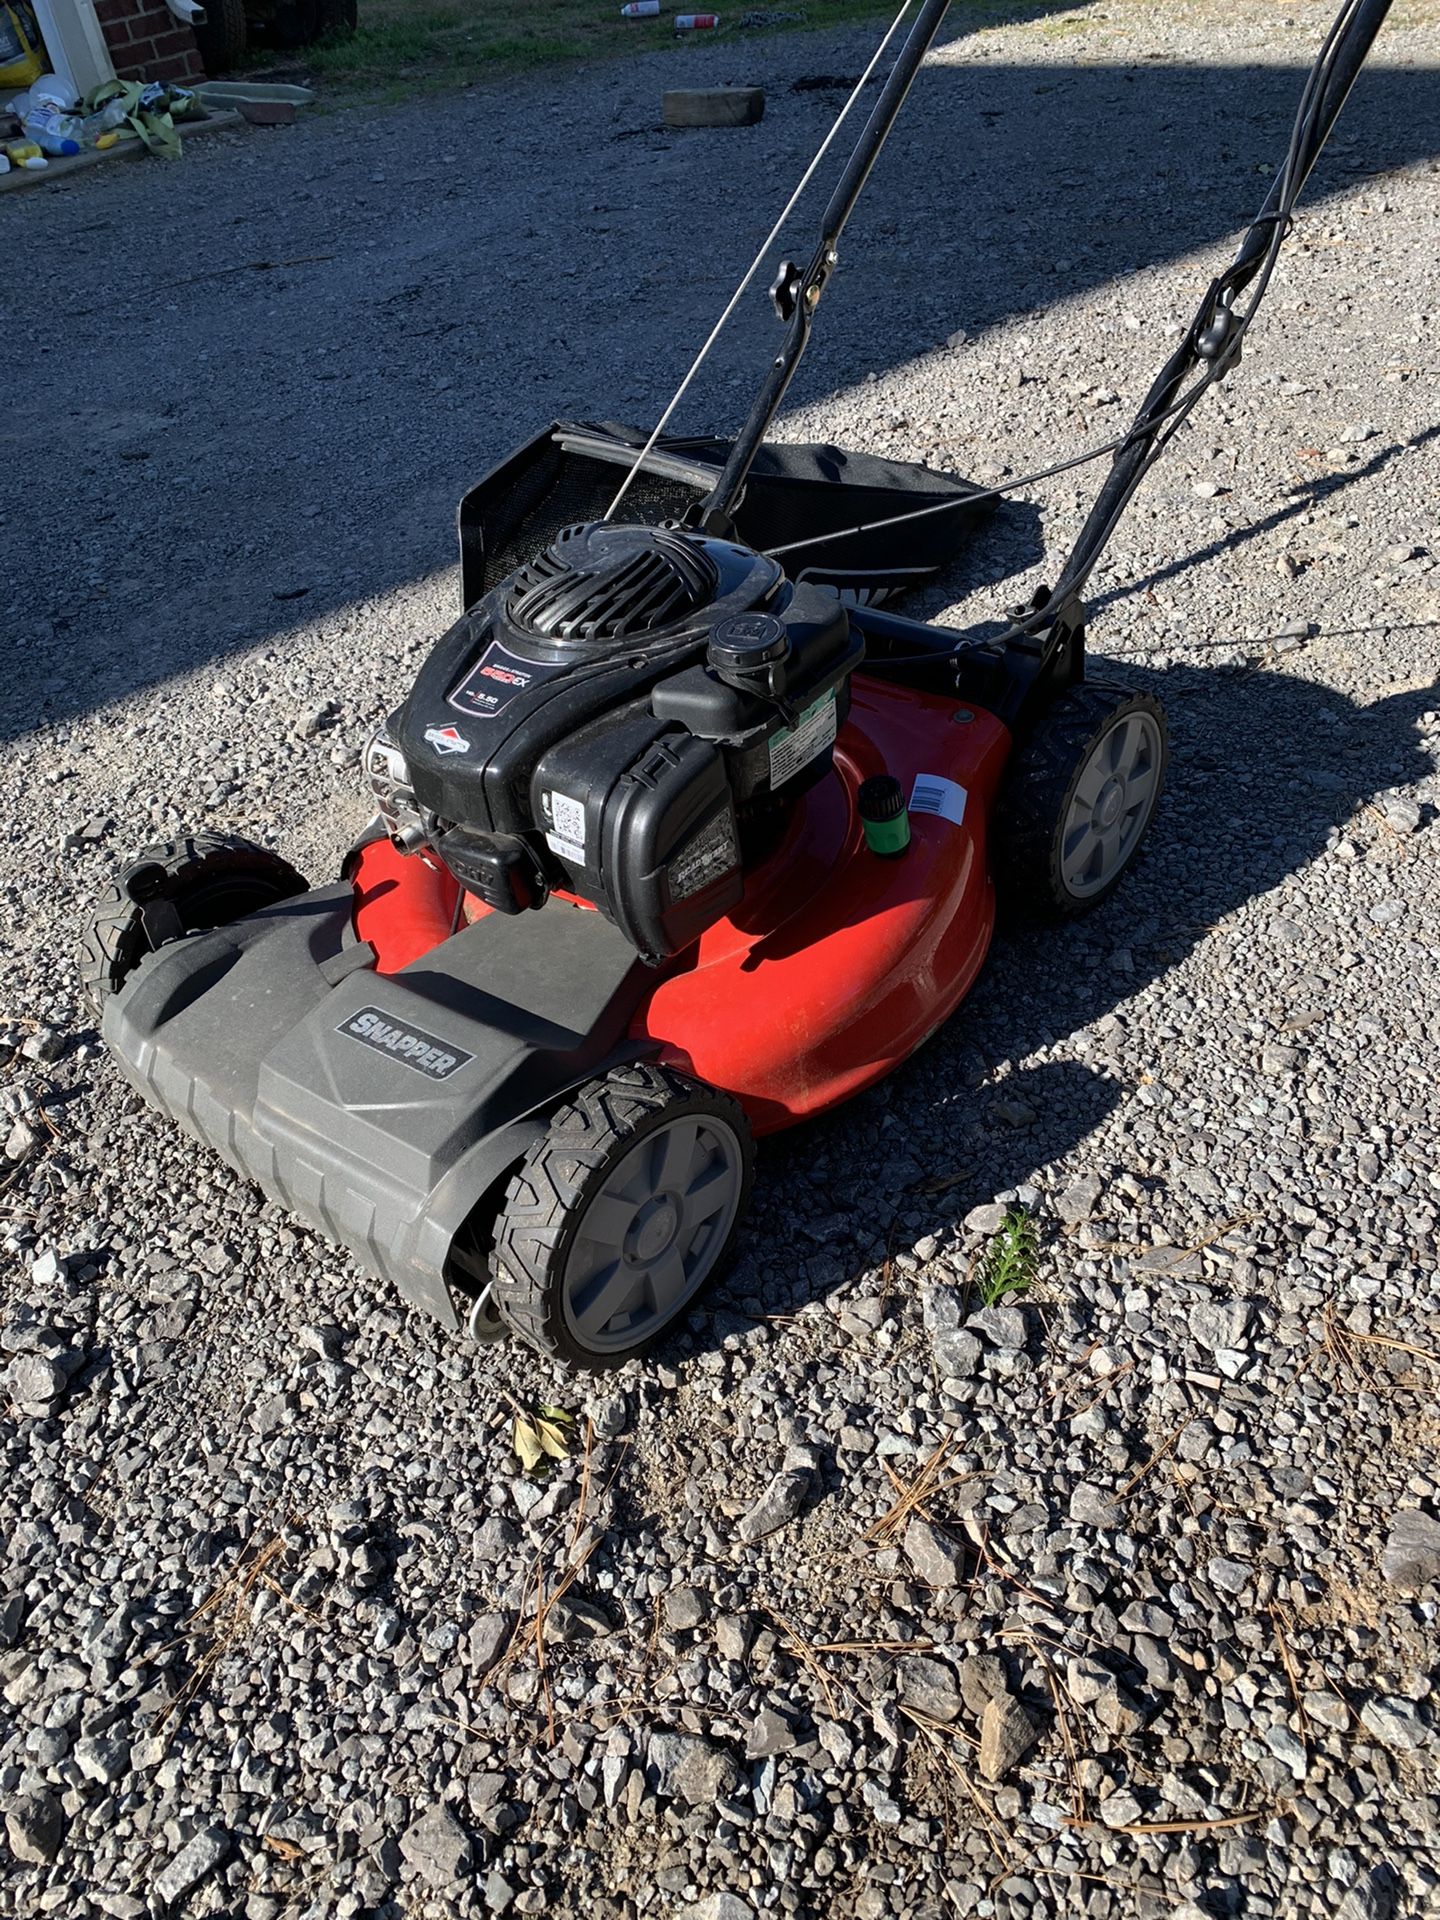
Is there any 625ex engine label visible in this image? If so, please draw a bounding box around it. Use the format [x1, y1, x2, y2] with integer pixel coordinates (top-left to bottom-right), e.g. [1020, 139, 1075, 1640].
[336, 1007, 474, 1081]
[449, 640, 556, 719]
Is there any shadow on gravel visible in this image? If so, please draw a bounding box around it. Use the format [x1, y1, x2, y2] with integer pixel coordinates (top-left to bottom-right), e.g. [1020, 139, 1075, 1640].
[7, 48, 1439, 741]
[693, 653, 1440, 1343]
[1091, 424, 1440, 613]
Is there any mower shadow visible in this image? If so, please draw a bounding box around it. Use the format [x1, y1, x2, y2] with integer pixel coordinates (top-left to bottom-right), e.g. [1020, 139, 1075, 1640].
[6, 40, 1439, 744]
[682, 655, 1439, 1348]
[1090, 424, 1440, 615]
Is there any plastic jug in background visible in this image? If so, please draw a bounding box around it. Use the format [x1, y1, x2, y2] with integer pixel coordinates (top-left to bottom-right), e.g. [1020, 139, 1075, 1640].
[22, 100, 85, 155]
[0, 2, 44, 91]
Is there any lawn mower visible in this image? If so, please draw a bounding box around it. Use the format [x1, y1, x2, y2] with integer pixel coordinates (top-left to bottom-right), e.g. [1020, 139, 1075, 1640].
[84, 0, 1394, 1369]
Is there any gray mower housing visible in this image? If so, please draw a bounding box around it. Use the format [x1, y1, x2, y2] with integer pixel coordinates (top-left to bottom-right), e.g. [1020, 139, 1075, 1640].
[101, 881, 653, 1326]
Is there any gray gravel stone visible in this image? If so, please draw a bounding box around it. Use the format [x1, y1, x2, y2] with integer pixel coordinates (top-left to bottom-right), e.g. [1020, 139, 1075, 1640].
[682, 1897, 755, 1920]
[736, 1467, 810, 1543]
[1189, 1297, 1253, 1350]
[663, 1585, 708, 1631]
[1206, 1555, 1253, 1594]
[1378, 791, 1422, 833]
[903, 1516, 965, 1587]
[589, 1392, 629, 1439]
[977, 1694, 1037, 1781]
[714, 1613, 754, 1663]
[154, 1828, 231, 1907]
[1264, 1722, 1307, 1781]
[399, 1805, 473, 1889]
[745, 1706, 799, 1757]
[5, 1792, 62, 1866]
[484, 1870, 517, 1915]
[1055, 1172, 1104, 1223]
[1099, 1788, 1143, 1828]
[1380, 1508, 1440, 1590]
[75, 1734, 131, 1785]
[933, 1328, 983, 1378]
[474, 1515, 520, 1561]
[0, 1594, 26, 1650]
[1069, 1483, 1120, 1527]
[4, 1352, 66, 1406]
[959, 1654, 1010, 1717]
[648, 1731, 743, 1806]
[1359, 1696, 1430, 1752]
[467, 1611, 511, 1670]
[967, 1304, 1028, 1349]
[1336, 1868, 1399, 1920]
[896, 1653, 963, 1723]
[1303, 1690, 1350, 1731]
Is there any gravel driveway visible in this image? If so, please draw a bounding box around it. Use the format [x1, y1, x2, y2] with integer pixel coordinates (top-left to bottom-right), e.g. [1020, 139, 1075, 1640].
[3, 1, 1439, 1914]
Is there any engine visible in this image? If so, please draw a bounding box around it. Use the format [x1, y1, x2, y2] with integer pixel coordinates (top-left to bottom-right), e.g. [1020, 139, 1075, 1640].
[366, 520, 864, 963]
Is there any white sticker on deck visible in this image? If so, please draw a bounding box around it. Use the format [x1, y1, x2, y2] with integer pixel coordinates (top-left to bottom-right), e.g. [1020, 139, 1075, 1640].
[548, 790, 587, 848]
[769, 692, 837, 788]
[910, 773, 968, 828]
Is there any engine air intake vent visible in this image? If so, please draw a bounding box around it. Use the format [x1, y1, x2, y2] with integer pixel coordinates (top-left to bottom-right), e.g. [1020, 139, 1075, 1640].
[506, 522, 719, 641]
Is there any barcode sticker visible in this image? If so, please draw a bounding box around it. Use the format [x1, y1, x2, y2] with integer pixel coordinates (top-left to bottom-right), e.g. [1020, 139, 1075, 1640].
[546, 832, 586, 867]
[910, 773, 968, 828]
[549, 790, 587, 848]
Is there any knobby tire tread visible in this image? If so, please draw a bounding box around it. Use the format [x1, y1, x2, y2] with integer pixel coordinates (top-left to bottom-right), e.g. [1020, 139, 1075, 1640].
[492, 1063, 752, 1370]
[80, 833, 307, 1015]
[993, 680, 1166, 919]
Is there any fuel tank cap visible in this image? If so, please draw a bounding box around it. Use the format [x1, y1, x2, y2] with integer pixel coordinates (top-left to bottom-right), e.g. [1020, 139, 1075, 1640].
[708, 610, 788, 671]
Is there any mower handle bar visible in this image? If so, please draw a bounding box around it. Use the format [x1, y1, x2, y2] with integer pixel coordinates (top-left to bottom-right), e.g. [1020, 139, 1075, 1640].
[697, 0, 955, 534]
[1049, 0, 1394, 610]
[695, 0, 1392, 695]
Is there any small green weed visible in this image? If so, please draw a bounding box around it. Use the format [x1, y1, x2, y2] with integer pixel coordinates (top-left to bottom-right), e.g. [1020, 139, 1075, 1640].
[979, 1207, 1037, 1306]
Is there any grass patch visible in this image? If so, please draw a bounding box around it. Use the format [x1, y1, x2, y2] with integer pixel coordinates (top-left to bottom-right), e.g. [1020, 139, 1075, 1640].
[271, 0, 896, 105]
[252, 0, 1028, 109]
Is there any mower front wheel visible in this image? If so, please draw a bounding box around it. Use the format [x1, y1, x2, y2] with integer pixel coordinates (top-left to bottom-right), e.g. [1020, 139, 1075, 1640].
[81, 833, 309, 1016]
[994, 681, 1168, 918]
[491, 1063, 754, 1371]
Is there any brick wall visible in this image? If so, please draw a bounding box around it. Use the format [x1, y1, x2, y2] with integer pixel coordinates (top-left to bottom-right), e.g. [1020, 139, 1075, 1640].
[93, 0, 204, 85]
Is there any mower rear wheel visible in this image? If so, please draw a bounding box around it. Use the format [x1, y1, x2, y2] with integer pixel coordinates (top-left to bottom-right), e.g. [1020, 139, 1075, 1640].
[491, 1063, 754, 1371]
[81, 834, 308, 1016]
[994, 682, 1167, 917]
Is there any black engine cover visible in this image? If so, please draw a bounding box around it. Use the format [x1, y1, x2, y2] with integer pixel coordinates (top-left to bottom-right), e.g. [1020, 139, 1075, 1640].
[396, 524, 782, 833]
[389, 520, 862, 960]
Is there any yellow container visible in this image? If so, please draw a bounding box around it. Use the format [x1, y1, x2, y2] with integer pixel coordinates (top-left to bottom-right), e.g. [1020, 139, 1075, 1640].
[0, 2, 44, 91]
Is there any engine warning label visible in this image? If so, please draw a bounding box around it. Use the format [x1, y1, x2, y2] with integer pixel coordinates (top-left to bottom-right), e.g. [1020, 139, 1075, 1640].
[336, 1007, 474, 1081]
[768, 691, 837, 789]
[668, 809, 739, 902]
[449, 640, 552, 719]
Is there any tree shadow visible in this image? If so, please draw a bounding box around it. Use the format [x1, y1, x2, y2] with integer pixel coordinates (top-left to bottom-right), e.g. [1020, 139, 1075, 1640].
[4, 32, 1438, 740]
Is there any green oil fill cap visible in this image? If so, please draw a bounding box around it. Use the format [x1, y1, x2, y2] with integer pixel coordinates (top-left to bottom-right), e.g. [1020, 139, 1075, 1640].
[857, 773, 910, 857]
